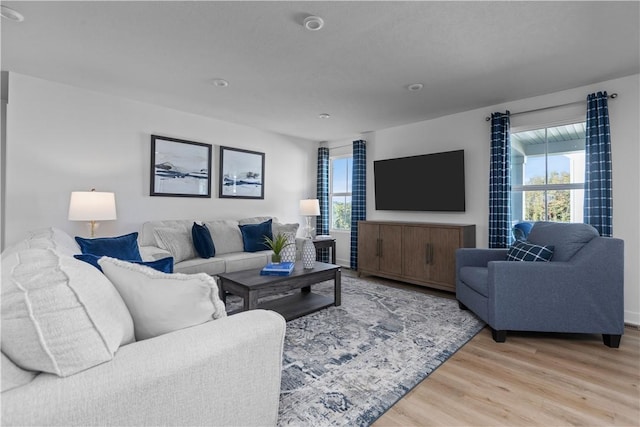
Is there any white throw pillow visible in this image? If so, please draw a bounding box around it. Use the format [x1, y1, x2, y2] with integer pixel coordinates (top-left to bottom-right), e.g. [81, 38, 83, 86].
[1, 248, 135, 377]
[98, 257, 227, 341]
[153, 227, 196, 263]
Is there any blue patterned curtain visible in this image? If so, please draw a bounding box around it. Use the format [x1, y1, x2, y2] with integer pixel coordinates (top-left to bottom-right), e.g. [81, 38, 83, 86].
[584, 92, 612, 237]
[350, 140, 366, 269]
[489, 111, 512, 248]
[316, 147, 330, 262]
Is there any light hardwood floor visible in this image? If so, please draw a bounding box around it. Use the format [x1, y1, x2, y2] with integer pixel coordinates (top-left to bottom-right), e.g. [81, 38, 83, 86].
[352, 273, 640, 426]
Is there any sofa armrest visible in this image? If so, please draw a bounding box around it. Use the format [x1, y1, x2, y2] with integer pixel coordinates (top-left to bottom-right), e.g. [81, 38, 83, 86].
[139, 245, 172, 261]
[1, 310, 286, 427]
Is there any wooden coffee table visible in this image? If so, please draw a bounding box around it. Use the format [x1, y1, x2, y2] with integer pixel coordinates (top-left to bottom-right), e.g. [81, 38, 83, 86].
[217, 262, 341, 321]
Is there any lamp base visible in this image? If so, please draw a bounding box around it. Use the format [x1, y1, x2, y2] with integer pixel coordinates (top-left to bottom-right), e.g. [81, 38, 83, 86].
[89, 221, 99, 238]
[304, 216, 315, 239]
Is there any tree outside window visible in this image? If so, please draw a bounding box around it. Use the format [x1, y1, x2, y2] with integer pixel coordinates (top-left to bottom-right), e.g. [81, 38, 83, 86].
[330, 156, 352, 231]
[511, 122, 585, 224]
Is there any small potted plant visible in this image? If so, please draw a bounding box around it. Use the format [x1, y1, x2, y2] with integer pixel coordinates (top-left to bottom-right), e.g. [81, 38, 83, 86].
[263, 233, 294, 263]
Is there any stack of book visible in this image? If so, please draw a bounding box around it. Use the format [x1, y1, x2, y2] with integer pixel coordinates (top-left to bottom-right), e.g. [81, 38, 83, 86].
[260, 262, 295, 276]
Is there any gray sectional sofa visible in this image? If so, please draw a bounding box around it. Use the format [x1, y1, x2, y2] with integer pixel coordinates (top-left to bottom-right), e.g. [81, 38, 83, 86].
[138, 216, 303, 275]
[1, 227, 286, 426]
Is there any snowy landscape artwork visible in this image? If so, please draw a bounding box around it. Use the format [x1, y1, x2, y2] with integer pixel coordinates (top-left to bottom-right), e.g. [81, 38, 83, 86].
[150, 135, 212, 197]
[219, 146, 265, 199]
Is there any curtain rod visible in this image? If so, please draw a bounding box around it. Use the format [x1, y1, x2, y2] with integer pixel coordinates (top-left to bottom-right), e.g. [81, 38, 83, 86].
[327, 140, 367, 150]
[484, 93, 617, 121]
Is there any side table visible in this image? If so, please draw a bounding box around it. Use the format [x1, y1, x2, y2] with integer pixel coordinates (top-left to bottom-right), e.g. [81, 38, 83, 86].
[312, 238, 336, 264]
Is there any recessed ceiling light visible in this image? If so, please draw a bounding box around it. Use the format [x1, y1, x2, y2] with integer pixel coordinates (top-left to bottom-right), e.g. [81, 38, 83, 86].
[407, 83, 424, 92]
[303, 16, 324, 31]
[1, 5, 25, 22]
[211, 79, 229, 88]
[318, 113, 331, 119]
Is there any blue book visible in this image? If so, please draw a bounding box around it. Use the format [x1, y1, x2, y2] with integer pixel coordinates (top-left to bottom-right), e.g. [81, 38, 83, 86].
[260, 262, 295, 276]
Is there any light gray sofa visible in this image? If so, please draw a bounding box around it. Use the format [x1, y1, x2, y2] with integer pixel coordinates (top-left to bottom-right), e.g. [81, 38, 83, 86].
[1, 227, 286, 426]
[138, 216, 303, 275]
[456, 221, 624, 347]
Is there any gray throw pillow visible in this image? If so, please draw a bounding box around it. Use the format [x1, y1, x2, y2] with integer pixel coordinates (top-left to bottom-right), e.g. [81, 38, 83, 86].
[273, 222, 299, 237]
[154, 227, 196, 263]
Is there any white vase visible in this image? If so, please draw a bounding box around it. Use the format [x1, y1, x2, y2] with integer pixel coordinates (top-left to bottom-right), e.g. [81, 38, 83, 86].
[281, 232, 297, 263]
[302, 238, 316, 269]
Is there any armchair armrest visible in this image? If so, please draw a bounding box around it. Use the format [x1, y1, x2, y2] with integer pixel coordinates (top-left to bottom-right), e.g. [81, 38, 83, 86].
[456, 248, 507, 280]
[456, 248, 508, 268]
[1, 310, 286, 427]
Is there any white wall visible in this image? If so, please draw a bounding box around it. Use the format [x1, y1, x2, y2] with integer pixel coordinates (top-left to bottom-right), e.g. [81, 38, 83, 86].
[354, 74, 640, 325]
[3, 73, 317, 245]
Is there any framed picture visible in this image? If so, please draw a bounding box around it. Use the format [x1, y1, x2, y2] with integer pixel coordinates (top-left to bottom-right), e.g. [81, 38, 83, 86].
[219, 146, 265, 199]
[150, 135, 212, 197]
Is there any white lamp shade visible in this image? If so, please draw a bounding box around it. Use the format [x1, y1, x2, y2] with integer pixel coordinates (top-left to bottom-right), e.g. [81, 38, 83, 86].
[299, 199, 320, 216]
[68, 191, 117, 221]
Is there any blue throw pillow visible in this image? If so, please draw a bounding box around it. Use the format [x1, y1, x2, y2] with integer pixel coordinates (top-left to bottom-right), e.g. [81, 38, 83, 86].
[75, 232, 142, 262]
[74, 254, 174, 273]
[192, 222, 215, 258]
[239, 219, 273, 252]
[506, 241, 554, 262]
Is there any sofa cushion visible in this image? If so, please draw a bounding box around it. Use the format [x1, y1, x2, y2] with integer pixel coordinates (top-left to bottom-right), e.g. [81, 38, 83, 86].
[76, 232, 143, 262]
[239, 219, 273, 252]
[154, 227, 196, 263]
[218, 251, 269, 273]
[506, 241, 554, 262]
[98, 257, 227, 341]
[1, 353, 37, 392]
[192, 222, 215, 258]
[527, 222, 598, 262]
[459, 266, 489, 297]
[1, 248, 135, 377]
[206, 220, 244, 255]
[173, 256, 227, 275]
[74, 254, 174, 273]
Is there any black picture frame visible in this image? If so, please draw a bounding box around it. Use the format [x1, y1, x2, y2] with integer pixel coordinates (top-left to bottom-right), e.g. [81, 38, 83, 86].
[150, 135, 212, 198]
[219, 146, 265, 199]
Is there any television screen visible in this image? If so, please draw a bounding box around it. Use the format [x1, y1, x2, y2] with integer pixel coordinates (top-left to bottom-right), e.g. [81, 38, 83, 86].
[374, 149, 465, 212]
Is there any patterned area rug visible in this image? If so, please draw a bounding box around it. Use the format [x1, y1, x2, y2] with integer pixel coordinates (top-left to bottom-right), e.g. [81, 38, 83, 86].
[229, 275, 485, 426]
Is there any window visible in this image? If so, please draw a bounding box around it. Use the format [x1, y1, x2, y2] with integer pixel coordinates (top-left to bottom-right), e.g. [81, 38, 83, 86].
[511, 122, 586, 224]
[330, 156, 352, 231]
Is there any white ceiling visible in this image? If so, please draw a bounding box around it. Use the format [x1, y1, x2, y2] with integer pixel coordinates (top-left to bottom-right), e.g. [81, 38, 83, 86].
[2, 1, 639, 142]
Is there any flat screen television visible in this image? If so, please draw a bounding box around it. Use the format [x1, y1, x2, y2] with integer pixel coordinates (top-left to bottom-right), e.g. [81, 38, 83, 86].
[374, 149, 465, 212]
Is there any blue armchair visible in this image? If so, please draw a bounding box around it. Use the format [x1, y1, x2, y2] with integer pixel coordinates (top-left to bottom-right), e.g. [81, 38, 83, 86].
[456, 222, 624, 347]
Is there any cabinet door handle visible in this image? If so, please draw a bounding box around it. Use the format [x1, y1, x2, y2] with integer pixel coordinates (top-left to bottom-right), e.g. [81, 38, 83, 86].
[430, 243, 434, 264]
[425, 243, 431, 265]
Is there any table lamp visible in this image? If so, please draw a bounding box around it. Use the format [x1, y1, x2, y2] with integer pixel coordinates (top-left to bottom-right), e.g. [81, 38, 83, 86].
[68, 189, 117, 237]
[299, 198, 320, 239]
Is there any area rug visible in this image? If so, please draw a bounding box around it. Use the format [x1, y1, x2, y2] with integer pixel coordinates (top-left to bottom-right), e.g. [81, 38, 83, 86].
[228, 275, 485, 426]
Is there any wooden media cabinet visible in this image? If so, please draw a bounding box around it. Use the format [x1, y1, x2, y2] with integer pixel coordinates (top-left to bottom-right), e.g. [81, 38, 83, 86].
[357, 221, 476, 292]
